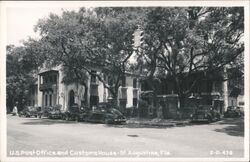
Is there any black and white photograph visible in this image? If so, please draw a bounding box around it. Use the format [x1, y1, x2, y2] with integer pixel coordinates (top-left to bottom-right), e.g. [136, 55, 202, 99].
[0, 1, 249, 162]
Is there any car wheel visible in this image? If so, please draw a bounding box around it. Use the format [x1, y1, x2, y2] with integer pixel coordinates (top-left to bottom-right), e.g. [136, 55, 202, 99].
[208, 116, 212, 123]
[216, 114, 221, 121]
[104, 118, 111, 124]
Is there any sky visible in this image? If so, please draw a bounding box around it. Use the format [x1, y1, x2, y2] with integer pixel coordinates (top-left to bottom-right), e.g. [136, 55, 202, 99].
[7, 6, 80, 46]
[5, 1, 246, 46]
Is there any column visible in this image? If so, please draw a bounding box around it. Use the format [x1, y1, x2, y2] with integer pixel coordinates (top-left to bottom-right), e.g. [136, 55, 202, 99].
[223, 67, 229, 112]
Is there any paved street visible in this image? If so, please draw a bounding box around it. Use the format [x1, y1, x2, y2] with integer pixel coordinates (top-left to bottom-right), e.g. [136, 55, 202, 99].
[7, 115, 244, 158]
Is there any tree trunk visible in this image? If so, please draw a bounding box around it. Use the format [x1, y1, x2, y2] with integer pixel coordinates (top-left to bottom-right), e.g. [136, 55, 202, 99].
[83, 85, 88, 106]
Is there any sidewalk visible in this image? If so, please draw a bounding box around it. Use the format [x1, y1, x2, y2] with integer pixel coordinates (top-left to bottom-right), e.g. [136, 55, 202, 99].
[126, 118, 191, 127]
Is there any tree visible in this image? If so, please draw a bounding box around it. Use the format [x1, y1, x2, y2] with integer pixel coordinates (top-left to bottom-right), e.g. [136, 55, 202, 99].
[135, 7, 244, 108]
[33, 8, 142, 108]
[6, 45, 37, 112]
[11, 7, 244, 112]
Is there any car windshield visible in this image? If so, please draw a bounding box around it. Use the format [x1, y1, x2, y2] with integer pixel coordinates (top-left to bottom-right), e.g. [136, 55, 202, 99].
[53, 107, 61, 111]
[110, 108, 123, 116]
[228, 106, 237, 110]
[196, 106, 211, 112]
[98, 103, 110, 109]
[70, 106, 79, 112]
[28, 107, 36, 111]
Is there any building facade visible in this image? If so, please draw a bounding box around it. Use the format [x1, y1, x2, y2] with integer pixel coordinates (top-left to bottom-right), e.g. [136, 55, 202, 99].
[36, 65, 141, 112]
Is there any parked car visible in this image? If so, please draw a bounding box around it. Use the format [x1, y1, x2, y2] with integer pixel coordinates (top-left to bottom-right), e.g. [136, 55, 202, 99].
[78, 106, 90, 121]
[190, 105, 221, 123]
[62, 104, 87, 121]
[19, 106, 40, 118]
[85, 106, 126, 124]
[224, 106, 242, 118]
[48, 105, 63, 119]
[37, 106, 52, 118]
[237, 106, 244, 116]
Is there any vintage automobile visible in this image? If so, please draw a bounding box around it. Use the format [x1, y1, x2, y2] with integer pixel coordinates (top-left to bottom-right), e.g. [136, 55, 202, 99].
[78, 106, 90, 121]
[190, 105, 221, 123]
[62, 104, 88, 121]
[19, 106, 40, 118]
[37, 106, 52, 118]
[224, 106, 242, 118]
[48, 105, 63, 119]
[85, 105, 126, 124]
[237, 106, 244, 116]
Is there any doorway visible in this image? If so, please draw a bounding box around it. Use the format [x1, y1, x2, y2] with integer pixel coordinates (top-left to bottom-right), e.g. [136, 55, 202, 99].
[69, 90, 75, 107]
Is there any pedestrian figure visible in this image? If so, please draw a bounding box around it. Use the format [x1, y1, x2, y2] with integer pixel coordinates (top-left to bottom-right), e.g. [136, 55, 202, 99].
[12, 105, 18, 116]
[157, 102, 163, 119]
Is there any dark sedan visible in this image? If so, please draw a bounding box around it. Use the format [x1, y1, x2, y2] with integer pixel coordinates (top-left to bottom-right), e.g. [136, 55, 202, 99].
[224, 106, 242, 118]
[62, 104, 89, 121]
[85, 108, 126, 124]
[190, 105, 221, 123]
[48, 106, 63, 119]
[19, 106, 40, 118]
[37, 106, 52, 118]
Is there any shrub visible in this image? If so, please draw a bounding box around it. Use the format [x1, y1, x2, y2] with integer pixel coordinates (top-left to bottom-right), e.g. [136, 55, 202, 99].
[138, 99, 149, 118]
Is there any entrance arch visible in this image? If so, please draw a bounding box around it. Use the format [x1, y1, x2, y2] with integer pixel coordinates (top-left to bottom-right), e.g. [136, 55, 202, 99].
[69, 90, 75, 107]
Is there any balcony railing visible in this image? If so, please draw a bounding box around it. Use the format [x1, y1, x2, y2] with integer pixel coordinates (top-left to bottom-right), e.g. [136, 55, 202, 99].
[39, 83, 56, 91]
[90, 79, 99, 86]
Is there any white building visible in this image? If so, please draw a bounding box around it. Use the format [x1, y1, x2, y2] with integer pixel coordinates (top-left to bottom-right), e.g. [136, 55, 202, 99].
[36, 65, 141, 113]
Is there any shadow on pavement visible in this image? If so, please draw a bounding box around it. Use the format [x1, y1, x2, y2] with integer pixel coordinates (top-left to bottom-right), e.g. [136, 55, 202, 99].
[104, 123, 175, 129]
[104, 122, 202, 129]
[21, 118, 79, 125]
[213, 117, 244, 137]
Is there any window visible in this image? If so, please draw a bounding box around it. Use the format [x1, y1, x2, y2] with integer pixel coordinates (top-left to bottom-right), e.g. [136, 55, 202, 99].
[53, 75, 57, 83]
[239, 101, 244, 106]
[133, 98, 138, 107]
[91, 71, 97, 83]
[90, 96, 99, 108]
[45, 95, 48, 106]
[121, 76, 126, 87]
[49, 94, 52, 106]
[133, 78, 137, 88]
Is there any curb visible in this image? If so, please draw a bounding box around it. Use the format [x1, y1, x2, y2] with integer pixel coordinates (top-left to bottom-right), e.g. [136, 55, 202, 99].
[127, 120, 190, 127]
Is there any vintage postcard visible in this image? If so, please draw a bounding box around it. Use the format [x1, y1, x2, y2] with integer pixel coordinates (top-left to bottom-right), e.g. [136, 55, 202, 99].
[0, 1, 249, 162]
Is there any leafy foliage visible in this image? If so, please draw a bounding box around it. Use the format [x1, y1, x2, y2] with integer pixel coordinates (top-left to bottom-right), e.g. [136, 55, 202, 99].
[7, 7, 244, 110]
[6, 45, 37, 111]
[134, 7, 244, 106]
[33, 8, 142, 105]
